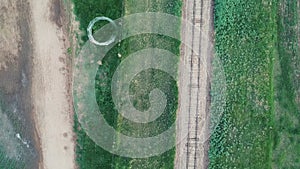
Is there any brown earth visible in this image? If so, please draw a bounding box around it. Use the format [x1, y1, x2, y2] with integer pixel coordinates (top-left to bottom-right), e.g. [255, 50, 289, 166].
[0, 0, 40, 168]
[0, 0, 76, 168]
[29, 0, 76, 168]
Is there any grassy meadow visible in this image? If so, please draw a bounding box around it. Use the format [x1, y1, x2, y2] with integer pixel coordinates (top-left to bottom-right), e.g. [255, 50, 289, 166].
[209, 0, 277, 168]
[210, 0, 300, 168]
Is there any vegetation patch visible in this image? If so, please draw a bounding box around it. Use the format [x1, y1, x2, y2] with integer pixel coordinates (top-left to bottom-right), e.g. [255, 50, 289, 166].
[209, 0, 277, 168]
[272, 0, 300, 168]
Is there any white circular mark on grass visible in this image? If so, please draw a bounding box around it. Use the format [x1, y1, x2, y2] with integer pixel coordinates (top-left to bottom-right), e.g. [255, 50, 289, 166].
[87, 16, 117, 46]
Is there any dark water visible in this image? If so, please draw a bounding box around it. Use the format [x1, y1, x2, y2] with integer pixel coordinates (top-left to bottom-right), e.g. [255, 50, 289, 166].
[0, 0, 39, 168]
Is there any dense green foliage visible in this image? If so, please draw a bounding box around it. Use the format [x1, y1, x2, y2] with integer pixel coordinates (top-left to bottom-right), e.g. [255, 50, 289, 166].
[209, 0, 277, 168]
[72, 0, 182, 168]
[272, 0, 300, 168]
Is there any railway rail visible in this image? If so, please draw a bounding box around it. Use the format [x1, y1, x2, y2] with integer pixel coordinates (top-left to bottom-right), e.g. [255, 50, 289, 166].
[175, 0, 213, 168]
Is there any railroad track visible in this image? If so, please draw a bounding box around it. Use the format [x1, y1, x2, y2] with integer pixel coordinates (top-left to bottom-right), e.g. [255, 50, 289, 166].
[175, 0, 213, 168]
[185, 0, 204, 167]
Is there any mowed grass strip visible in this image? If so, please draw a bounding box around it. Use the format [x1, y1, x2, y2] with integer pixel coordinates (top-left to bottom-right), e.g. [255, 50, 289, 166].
[209, 0, 277, 168]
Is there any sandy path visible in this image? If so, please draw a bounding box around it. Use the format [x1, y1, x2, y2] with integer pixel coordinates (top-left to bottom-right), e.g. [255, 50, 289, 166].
[175, 0, 214, 168]
[29, 0, 75, 169]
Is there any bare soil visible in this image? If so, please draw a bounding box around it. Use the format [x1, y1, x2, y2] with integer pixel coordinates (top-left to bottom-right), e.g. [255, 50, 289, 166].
[1, 0, 76, 168]
[0, 0, 40, 168]
[29, 0, 76, 168]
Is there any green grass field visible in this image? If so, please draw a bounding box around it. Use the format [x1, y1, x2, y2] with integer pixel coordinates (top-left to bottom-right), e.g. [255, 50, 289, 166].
[272, 0, 300, 168]
[209, 0, 277, 168]
[210, 0, 300, 168]
[72, 0, 181, 168]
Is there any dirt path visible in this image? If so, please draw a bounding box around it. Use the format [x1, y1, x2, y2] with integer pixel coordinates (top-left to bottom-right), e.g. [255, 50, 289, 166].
[29, 0, 75, 168]
[175, 0, 214, 168]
